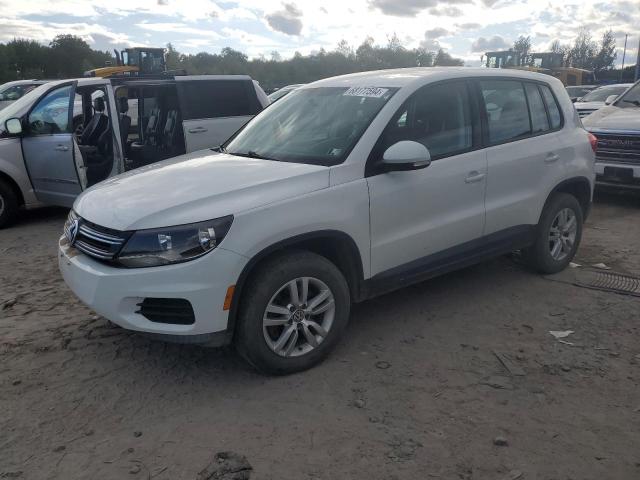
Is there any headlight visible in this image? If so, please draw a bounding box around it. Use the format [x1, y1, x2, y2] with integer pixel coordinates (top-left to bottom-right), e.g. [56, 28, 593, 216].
[116, 216, 233, 268]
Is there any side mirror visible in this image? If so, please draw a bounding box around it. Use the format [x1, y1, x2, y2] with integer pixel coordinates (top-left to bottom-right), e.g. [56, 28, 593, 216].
[381, 140, 431, 172]
[5, 118, 22, 135]
[604, 95, 618, 105]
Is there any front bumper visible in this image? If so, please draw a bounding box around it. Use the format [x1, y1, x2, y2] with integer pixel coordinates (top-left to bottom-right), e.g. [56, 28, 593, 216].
[595, 161, 640, 191]
[58, 237, 247, 342]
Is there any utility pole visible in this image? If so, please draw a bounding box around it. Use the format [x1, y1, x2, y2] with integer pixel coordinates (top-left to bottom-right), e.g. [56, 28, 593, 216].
[620, 34, 628, 82]
[636, 37, 640, 82]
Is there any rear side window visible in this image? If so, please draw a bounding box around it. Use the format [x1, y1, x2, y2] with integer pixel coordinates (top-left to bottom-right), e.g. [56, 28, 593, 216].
[539, 85, 562, 129]
[378, 81, 473, 159]
[177, 80, 261, 120]
[525, 83, 550, 133]
[480, 80, 531, 144]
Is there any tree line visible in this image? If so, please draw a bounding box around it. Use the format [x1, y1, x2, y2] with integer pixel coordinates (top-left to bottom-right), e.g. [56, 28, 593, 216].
[0, 29, 627, 90]
[0, 34, 462, 89]
[508, 30, 618, 73]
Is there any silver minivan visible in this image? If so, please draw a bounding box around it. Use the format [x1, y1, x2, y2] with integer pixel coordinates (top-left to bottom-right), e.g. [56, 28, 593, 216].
[0, 75, 269, 227]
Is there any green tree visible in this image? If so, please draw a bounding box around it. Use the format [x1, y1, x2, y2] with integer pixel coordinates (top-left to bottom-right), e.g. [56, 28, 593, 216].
[433, 49, 464, 66]
[592, 30, 617, 72]
[513, 35, 532, 64]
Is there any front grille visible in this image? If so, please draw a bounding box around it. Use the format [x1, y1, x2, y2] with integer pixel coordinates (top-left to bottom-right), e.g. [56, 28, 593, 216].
[65, 212, 130, 262]
[135, 298, 195, 325]
[594, 133, 640, 165]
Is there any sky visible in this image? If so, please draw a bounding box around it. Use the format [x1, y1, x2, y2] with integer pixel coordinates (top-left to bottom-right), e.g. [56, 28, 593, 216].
[0, 0, 638, 66]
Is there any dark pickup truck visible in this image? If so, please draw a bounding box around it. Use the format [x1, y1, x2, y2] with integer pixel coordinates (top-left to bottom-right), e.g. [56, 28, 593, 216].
[583, 80, 640, 191]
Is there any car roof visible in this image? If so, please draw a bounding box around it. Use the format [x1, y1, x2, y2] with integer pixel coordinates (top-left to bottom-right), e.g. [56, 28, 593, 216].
[305, 67, 561, 90]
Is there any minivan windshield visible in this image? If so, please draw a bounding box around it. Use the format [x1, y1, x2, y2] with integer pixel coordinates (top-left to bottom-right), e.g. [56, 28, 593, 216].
[580, 85, 629, 103]
[225, 86, 398, 166]
[0, 83, 50, 135]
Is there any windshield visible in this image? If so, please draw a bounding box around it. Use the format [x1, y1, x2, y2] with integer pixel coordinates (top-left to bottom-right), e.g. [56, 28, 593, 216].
[581, 85, 629, 102]
[615, 81, 640, 108]
[0, 83, 50, 135]
[225, 86, 397, 166]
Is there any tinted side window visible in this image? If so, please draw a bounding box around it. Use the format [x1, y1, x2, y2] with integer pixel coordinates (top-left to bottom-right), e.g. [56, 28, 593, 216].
[539, 85, 562, 129]
[379, 81, 473, 159]
[480, 80, 531, 144]
[178, 80, 259, 120]
[28, 85, 73, 135]
[525, 83, 550, 133]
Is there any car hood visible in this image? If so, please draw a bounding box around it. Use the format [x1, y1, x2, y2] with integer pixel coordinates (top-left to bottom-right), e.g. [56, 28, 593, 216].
[574, 101, 604, 110]
[582, 105, 640, 132]
[74, 150, 330, 231]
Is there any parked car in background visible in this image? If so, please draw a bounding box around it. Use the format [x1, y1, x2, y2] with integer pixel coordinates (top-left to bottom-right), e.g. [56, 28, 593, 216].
[59, 67, 594, 374]
[565, 85, 596, 102]
[574, 83, 632, 118]
[267, 84, 305, 103]
[583, 79, 640, 191]
[0, 80, 50, 111]
[0, 74, 269, 227]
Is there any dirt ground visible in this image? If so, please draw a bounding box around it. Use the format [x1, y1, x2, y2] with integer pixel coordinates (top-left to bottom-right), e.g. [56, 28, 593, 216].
[1, 192, 640, 480]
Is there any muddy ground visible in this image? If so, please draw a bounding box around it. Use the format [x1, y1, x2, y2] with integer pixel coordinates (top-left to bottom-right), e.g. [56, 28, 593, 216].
[1, 192, 639, 480]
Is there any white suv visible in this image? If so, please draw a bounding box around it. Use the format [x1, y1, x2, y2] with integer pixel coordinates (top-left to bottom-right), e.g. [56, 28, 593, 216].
[59, 68, 596, 374]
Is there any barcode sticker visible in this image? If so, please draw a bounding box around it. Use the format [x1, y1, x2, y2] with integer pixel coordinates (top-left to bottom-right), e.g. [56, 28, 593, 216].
[343, 87, 389, 98]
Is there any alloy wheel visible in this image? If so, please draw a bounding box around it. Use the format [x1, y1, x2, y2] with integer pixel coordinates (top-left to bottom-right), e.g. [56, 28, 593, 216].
[262, 277, 335, 357]
[548, 207, 577, 261]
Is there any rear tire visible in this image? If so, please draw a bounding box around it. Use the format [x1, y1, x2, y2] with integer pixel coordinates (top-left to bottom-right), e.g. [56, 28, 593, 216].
[235, 251, 351, 375]
[523, 193, 583, 274]
[0, 178, 19, 229]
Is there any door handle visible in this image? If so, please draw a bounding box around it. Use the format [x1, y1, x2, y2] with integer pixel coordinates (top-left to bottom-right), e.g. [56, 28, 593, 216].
[54, 145, 69, 152]
[465, 171, 486, 184]
[545, 152, 560, 163]
[188, 127, 208, 134]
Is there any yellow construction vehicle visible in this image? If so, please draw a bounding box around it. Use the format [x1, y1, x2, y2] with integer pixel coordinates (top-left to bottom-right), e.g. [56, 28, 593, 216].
[85, 47, 166, 78]
[483, 50, 595, 86]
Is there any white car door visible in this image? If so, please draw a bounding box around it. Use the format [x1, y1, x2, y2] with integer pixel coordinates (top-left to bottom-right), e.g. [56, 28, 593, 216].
[367, 81, 487, 277]
[176, 76, 264, 152]
[479, 79, 565, 235]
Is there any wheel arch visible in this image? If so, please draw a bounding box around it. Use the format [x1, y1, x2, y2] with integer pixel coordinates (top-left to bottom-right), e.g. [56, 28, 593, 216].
[0, 169, 25, 207]
[543, 176, 592, 222]
[227, 230, 366, 338]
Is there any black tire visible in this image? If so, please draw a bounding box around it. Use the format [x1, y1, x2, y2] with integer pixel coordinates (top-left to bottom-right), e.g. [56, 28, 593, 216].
[523, 193, 583, 274]
[0, 178, 19, 229]
[235, 251, 351, 375]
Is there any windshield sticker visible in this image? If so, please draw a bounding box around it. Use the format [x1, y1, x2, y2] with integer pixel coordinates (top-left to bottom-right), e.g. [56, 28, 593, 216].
[343, 87, 389, 98]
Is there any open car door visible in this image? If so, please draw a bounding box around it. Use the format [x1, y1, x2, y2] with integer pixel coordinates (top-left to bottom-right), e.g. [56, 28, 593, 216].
[22, 82, 82, 207]
[21, 81, 81, 207]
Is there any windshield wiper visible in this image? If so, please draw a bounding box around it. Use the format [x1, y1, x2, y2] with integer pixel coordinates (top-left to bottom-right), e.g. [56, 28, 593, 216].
[623, 100, 640, 107]
[229, 150, 280, 161]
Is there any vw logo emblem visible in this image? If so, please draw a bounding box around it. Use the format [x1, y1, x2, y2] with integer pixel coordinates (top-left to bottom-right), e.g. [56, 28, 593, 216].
[67, 219, 80, 245]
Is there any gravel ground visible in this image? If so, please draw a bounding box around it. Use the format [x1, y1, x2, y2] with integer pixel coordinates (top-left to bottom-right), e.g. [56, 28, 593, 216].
[1, 192, 639, 480]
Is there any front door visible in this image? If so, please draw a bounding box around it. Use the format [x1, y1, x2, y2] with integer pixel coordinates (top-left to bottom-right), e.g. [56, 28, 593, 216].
[367, 80, 487, 277]
[21, 83, 80, 207]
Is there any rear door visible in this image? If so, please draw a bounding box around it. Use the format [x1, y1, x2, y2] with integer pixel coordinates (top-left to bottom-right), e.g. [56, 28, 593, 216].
[176, 76, 263, 152]
[21, 82, 81, 207]
[478, 79, 564, 235]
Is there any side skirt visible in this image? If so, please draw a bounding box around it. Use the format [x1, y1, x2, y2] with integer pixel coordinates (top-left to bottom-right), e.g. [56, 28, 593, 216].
[362, 225, 535, 299]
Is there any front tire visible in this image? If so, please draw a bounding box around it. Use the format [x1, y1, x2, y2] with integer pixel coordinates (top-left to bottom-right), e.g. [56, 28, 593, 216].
[236, 251, 351, 375]
[523, 193, 583, 274]
[0, 178, 19, 229]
